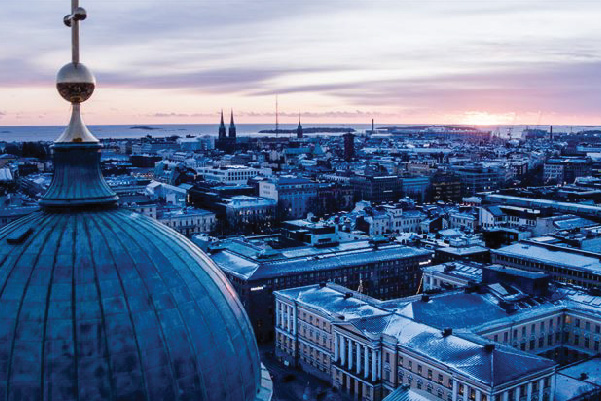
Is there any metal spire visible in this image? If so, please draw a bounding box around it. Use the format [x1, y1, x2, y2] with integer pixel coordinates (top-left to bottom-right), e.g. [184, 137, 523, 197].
[275, 95, 279, 138]
[55, 0, 98, 143]
[64, 0, 87, 64]
[40, 0, 118, 208]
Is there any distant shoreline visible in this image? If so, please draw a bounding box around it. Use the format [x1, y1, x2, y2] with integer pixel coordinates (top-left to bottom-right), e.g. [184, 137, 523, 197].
[258, 127, 356, 134]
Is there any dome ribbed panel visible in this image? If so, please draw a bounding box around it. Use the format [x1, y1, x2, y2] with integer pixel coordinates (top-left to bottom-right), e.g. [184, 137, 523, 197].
[0, 209, 261, 401]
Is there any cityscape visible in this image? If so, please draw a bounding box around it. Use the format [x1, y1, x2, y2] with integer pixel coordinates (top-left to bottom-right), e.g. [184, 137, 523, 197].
[1, 1, 601, 401]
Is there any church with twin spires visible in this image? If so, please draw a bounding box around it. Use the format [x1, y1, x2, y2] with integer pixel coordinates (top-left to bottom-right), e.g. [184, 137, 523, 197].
[216, 109, 237, 153]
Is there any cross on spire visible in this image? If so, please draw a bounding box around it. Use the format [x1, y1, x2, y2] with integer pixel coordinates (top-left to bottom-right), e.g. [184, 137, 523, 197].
[64, 0, 87, 64]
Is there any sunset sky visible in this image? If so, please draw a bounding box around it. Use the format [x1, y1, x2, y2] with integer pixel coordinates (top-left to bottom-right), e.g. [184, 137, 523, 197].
[1, 0, 601, 126]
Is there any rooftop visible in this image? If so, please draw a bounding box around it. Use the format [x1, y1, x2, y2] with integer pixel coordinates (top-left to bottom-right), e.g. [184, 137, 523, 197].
[211, 239, 431, 280]
[422, 261, 483, 282]
[436, 245, 489, 256]
[493, 242, 601, 274]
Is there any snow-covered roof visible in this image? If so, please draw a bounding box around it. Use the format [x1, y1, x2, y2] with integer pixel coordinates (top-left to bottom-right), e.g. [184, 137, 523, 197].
[493, 243, 601, 274]
[278, 283, 558, 386]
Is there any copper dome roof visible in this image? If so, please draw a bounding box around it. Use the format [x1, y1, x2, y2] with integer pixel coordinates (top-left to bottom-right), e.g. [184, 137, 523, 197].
[0, 206, 262, 400]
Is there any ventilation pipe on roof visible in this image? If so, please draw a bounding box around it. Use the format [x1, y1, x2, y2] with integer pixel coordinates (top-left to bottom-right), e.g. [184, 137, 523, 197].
[442, 328, 452, 337]
[344, 292, 353, 299]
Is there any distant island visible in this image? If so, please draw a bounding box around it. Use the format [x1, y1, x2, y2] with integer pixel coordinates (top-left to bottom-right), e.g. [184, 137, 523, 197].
[130, 125, 160, 130]
[259, 127, 355, 134]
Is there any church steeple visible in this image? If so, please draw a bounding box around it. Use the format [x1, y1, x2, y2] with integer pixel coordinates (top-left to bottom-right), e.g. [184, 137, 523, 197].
[218, 109, 227, 139]
[228, 109, 236, 139]
[297, 113, 303, 139]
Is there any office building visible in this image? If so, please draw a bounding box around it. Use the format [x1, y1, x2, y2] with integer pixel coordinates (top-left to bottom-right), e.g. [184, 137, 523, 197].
[210, 237, 432, 341]
[491, 241, 601, 289]
[344, 132, 356, 161]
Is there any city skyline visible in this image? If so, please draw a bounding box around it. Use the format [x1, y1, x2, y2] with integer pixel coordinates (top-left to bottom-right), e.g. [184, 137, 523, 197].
[1, 0, 601, 126]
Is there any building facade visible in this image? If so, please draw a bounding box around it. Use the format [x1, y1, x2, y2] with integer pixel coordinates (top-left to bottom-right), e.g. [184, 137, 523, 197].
[275, 283, 564, 401]
[259, 176, 319, 219]
[491, 241, 601, 289]
[544, 157, 591, 185]
[157, 207, 216, 236]
[223, 195, 277, 232]
[210, 238, 432, 342]
[198, 165, 262, 185]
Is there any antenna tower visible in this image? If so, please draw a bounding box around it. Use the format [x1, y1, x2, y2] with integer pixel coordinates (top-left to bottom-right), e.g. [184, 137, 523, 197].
[275, 95, 279, 138]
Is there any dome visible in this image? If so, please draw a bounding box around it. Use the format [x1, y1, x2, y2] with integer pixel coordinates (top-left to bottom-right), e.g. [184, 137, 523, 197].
[0, 127, 264, 401]
[0, 4, 270, 399]
[0, 206, 262, 400]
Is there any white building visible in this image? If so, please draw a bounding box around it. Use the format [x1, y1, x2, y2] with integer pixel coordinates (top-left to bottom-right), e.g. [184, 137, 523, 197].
[157, 207, 216, 237]
[275, 282, 563, 401]
[145, 181, 188, 206]
[198, 165, 265, 185]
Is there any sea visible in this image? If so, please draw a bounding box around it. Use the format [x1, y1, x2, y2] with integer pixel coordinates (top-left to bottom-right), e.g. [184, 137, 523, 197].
[0, 124, 371, 143]
[0, 124, 599, 143]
